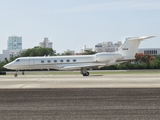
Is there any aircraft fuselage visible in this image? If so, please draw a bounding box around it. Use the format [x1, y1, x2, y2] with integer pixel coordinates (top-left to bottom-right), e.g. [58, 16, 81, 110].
[5, 53, 123, 70]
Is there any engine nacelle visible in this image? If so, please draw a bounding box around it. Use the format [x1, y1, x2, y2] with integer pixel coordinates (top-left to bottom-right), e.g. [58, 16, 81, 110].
[95, 53, 123, 62]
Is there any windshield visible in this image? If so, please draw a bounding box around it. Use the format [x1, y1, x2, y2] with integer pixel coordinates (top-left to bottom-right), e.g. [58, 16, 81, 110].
[15, 59, 20, 62]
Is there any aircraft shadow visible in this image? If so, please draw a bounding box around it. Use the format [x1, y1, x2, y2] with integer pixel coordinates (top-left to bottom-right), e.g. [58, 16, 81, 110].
[90, 75, 103, 76]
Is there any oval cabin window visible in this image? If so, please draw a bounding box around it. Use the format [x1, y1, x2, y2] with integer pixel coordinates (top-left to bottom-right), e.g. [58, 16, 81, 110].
[73, 59, 76, 62]
[66, 60, 70, 62]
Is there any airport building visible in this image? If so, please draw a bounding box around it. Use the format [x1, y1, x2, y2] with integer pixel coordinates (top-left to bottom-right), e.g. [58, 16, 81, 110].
[138, 48, 160, 57]
[39, 38, 53, 48]
[95, 41, 122, 53]
[7, 36, 22, 50]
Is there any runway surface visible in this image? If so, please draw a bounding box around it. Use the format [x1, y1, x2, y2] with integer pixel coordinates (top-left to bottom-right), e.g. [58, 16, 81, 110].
[0, 74, 160, 88]
[0, 74, 160, 119]
[0, 88, 160, 120]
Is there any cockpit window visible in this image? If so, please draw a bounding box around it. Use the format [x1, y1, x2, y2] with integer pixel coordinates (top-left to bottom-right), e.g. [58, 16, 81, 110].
[15, 59, 20, 62]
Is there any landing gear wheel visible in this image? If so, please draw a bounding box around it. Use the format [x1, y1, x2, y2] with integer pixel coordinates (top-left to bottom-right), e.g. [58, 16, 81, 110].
[85, 72, 89, 76]
[82, 72, 89, 76]
[83, 73, 86, 76]
[14, 73, 18, 77]
[22, 71, 24, 75]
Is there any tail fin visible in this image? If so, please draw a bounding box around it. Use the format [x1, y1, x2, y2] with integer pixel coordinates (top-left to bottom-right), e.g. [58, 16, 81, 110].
[117, 36, 155, 59]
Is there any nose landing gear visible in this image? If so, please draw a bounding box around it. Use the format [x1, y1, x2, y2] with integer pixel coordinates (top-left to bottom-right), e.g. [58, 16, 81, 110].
[22, 71, 24, 75]
[14, 71, 24, 77]
[14, 70, 18, 77]
[14, 73, 18, 77]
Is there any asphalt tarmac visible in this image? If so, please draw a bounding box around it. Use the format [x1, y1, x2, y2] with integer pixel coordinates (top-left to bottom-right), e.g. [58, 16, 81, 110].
[0, 88, 160, 120]
[0, 74, 160, 119]
[1, 74, 160, 88]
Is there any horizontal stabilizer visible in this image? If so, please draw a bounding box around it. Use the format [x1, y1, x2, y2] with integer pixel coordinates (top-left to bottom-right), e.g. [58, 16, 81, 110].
[117, 36, 155, 59]
[127, 36, 155, 41]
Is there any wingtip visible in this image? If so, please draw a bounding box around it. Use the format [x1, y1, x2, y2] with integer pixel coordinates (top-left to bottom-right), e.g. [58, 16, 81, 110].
[142, 36, 155, 39]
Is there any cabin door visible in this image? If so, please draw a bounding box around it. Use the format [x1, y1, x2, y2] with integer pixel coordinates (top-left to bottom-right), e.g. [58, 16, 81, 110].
[29, 59, 34, 68]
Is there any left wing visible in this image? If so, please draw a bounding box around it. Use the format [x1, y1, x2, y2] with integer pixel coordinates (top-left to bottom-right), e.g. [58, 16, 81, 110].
[59, 54, 119, 70]
[59, 63, 106, 70]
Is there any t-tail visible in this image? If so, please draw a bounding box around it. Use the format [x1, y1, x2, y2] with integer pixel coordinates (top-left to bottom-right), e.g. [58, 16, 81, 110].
[117, 36, 155, 60]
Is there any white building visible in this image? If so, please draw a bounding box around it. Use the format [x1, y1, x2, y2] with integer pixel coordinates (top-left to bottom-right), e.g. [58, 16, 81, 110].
[39, 38, 53, 48]
[63, 49, 75, 55]
[0, 54, 3, 61]
[7, 36, 22, 50]
[95, 41, 122, 53]
[0, 35, 24, 61]
[80, 45, 93, 53]
[0, 49, 25, 61]
[138, 48, 160, 57]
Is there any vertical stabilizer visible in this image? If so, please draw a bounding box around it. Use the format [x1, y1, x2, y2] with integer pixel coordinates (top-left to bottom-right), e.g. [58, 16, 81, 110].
[117, 36, 155, 59]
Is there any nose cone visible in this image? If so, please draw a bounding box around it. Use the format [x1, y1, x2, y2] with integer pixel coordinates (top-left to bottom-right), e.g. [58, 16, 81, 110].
[3, 64, 8, 69]
[3, 63, 11, 69]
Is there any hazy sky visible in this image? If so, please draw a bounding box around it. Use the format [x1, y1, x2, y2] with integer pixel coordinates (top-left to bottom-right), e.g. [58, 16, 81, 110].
[0, 0, 159, 53]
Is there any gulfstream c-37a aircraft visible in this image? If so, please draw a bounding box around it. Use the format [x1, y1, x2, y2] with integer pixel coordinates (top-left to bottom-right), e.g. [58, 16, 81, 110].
[4, 36, 154, 77]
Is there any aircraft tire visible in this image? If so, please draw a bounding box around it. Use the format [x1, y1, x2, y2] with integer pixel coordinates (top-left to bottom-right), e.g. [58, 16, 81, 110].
[86, 72, 89, 76]
[14, 73, 18, 77]
[22, 71, 24, 75]
[82, 72, 89, 76]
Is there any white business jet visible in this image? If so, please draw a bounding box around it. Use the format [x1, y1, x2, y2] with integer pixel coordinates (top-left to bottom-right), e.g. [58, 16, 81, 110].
[4, 36, 154, 77]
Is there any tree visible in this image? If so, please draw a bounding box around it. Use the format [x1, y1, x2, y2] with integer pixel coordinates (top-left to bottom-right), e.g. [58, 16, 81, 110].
[0, 61, 7, 71]
[82, 50, 97, 55]
[150, 55, 160, 69]
[5, 58, 9, 63]
[135, 53, 143, 63]
[61, 52, 73, 56]
[20, 47, 55, 57]
[135, 53, 154, 69]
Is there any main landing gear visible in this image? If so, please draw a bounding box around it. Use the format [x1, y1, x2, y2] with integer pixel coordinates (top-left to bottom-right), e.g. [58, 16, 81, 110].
[82, 72, 89, 76]
[14, 71, 25, 77]
[81, 68, 89, 76]
[14, 73, 18, 77]
[22, 71, 24, 75]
